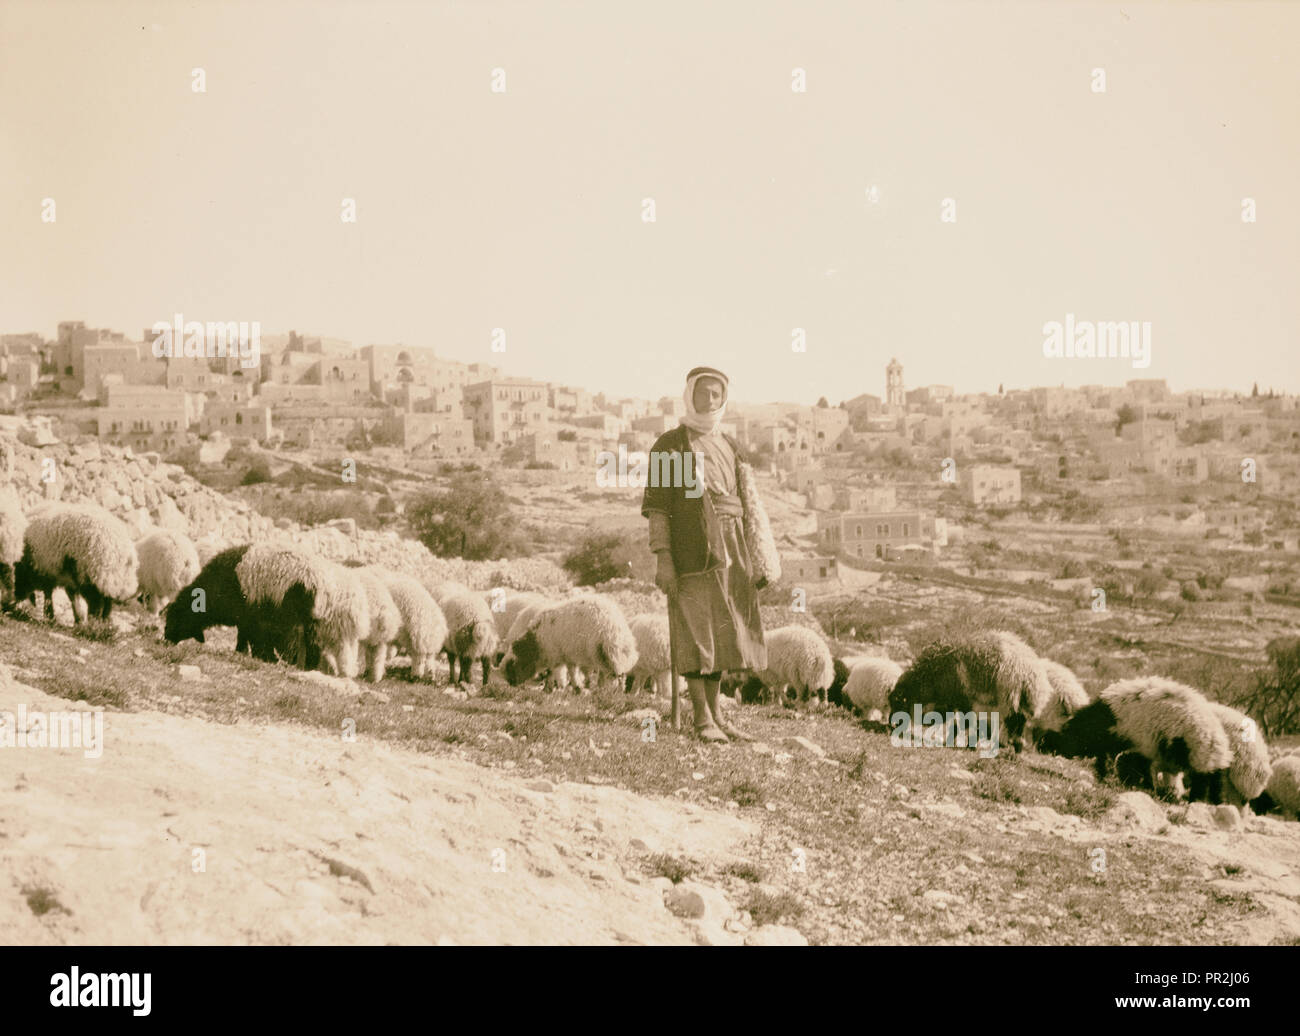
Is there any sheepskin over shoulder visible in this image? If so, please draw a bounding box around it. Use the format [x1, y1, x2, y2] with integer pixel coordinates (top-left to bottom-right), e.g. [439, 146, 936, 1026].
[754, 625, 834, 694]
[25, 503, 139, 601]
[0, 490, 26, 565]
[736, 459, 780, 587]
[1206, 701, 1271, 802]
[135, 528, 201, 602]
[1099, 677, 1232, 775]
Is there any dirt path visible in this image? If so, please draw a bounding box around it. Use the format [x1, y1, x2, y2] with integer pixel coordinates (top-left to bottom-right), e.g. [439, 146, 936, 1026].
[0, 668, 760, 945]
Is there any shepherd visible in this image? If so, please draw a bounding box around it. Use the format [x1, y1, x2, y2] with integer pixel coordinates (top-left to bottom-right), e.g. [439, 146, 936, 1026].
[641, 367, 781, 742]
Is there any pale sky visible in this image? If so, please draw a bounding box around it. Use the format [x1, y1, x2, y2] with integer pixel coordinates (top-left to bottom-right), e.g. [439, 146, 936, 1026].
[2, 0, 1297, 405]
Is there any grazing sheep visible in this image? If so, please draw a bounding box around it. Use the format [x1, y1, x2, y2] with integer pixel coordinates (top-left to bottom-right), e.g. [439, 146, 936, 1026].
[749, 626, 835, 706]
[625, 613, 682, 697]
[381, 571, 447, 680]
[1037, 676, 1231, 802]
[888, 630, 1051, 752]
[0, 490, 27, 606]
[236, 545, 370, 677]
[482, 588, 547, 642]
[14, 503, 139, 622]
[843, 657, 904, 722]
[1204, 702, 1271, 806]
[164, 544, 278, 657]
[497, 599, 575, 691]
[1032, 659, 1092, 738]
[135, 529, 201, 614]
[501, 594, 637, 691]
[438, 589, 498, 686]
[346, 564, 402, 682]
[1253, 755, 1300, 816]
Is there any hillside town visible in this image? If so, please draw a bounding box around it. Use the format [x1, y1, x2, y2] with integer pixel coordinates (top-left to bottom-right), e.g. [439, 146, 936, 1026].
[3, 322, 1298, 582]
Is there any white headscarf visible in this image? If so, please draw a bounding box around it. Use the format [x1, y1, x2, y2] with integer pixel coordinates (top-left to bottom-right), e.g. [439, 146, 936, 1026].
[680, 368, 728, 435]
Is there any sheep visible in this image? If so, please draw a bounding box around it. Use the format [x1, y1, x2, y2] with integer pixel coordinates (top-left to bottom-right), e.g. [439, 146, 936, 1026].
[1203, 702, 1272, 807]
[14, 503, 139, 623]
[625, 613, 682, 697]
[345, 564, 402, 682]
[494, 599, 575, 691]
[888, 630, 1051, 752]
[380, 571, 447, 680]
[501, 594, 637, 691]
[1253, 755, 1300, 816]
[235, 545, 370, 677]
[843, 656, 904, 722]
[135, 529, 201, 614]
[482, 588, 547, 642]
[0, 490, 27, 607]
[749, 626, 835, 706]
[163, 544, 272, 658]
[1031, 659, 1092, 739]
[1037, 676, 1232, 802]
[437, 588, 498, 687]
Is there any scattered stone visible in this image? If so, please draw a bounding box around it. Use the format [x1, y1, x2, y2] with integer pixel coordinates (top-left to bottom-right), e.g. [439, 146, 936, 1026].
[692, 772, 705, 781]
[750, 742, 773, 756]
[948, 767, 976, 782]
[664, 885, 706, 919]
[1103, 791, 1167, 832]
[780, 736, 826, 758]
[177, 664, 203, 681]
[1185, 802, 1216, 830]
[923, 889, 960, 910]
[1212, 805, 1242, 831]
[525, 780, 554, 794]
[765, 802, 777, 812]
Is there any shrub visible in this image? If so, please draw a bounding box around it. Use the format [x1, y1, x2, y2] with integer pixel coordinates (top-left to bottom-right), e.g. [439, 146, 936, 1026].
[241, 456, 273, 485]
[406, 471, 521, 560]
[562, 527, 655, 585]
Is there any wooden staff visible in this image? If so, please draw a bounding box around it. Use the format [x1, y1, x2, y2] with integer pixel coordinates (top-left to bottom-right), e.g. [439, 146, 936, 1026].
[667, 581, 680, 731]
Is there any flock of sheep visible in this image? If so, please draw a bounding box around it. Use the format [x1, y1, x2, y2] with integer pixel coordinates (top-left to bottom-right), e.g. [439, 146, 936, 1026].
[2, 495, 1298, 819]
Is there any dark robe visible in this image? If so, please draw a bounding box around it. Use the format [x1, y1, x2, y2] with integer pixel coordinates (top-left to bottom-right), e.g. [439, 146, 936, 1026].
[641, 425, 767, 676]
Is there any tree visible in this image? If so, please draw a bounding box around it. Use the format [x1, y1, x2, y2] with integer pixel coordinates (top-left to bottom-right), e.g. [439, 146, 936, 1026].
[998, 383, 1004, 395]
[1115, 404, 1138, 433]
[406, 471, 520, 559]
[1251, 382, 1259, 397]
[816, 396, 829, 408]
[562, 528, 655, 585]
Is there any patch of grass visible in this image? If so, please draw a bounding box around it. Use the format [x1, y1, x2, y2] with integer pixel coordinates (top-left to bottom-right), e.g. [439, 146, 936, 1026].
[23, 885, 69, 917]
[729, 780, 763, 807]
[743, 888, 805, 927]
[44, 673, 129, 709]
[270, 693, 305, 717]
[1058, 784, 1115, 821]
[503, 716, 550, 741]
[723, 861, 764, 883]
[71, 619, 116, 644]
[973, 771, 1022, 804]
[646, 853, 694, 884]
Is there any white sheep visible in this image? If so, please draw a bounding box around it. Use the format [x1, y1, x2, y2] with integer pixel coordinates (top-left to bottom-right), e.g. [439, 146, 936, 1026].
[482, 588, 547, 641]
[626, 613, 682, 697]
[889, 629, 1052, 751]
[1033, 659, 1092, 737]
[842, 656, 904, 721]
[1040, 676, 1232, 801]
[1259, 755, 1300, 816]
[501, 594, 637, 691]
[349, 565, 402, 682]
[381, 571, 447, 680]
[750, 625, 835, 706]
[135, 528, 201, 614]
[15, 503, 139, 622]
[438, 589, 499, 686]
[236, 544, 370, 677]
[1204, 701, 1271, 805]
[0, 489, 27, 606]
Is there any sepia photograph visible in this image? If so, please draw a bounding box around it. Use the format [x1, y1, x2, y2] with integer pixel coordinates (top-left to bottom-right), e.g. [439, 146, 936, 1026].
[1, 0, 1298, 1008]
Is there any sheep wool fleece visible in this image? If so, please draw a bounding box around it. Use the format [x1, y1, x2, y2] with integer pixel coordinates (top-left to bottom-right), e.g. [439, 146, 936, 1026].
[643, 426, 767, 676]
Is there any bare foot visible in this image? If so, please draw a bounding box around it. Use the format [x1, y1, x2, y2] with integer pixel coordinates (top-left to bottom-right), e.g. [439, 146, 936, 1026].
[696, 724, 729, 743]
